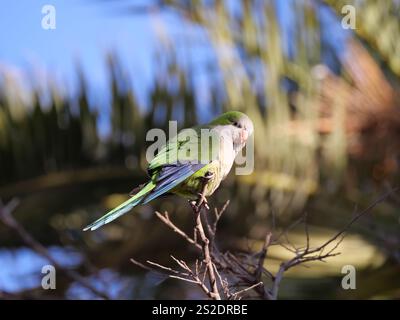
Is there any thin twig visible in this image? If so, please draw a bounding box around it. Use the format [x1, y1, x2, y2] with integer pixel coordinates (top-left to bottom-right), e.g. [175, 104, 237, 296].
[255, 233, 272, 281]
[130, 188, 395, 300]
[212, 200, 230, 235]
[0, 199, 109, 300]
[190, 178, 221, 300]
[155, 211, 201, 249]
[231, 282, 264, 300]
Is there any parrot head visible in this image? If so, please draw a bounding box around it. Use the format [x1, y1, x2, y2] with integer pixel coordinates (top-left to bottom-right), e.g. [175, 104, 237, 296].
[210, 111, 254, 151]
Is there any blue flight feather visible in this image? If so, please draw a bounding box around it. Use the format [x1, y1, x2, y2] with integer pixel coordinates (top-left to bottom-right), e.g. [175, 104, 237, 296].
[143, 163, 204, 204]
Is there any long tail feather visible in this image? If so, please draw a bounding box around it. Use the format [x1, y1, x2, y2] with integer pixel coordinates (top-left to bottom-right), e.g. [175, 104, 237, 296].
[84, 163, 205, 231]
[83, 182, 155, 231]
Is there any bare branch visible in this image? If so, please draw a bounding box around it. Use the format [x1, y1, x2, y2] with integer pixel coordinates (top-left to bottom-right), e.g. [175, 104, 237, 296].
[190, 178, 221, 300]
[231, 282, 264, 300]
[255, 233, 272, 281]
[155, 211, 201, 249]
[213, 200, 230, 235]
[130, 189, 393, 300]
[0, 198, 110, 300]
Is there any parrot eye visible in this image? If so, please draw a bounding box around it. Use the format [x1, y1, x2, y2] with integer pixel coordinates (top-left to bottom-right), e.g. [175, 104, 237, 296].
[233, 121, 241, 128]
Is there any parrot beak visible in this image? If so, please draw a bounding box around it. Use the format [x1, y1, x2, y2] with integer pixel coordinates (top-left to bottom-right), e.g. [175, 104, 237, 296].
[240, 129, 249, 144]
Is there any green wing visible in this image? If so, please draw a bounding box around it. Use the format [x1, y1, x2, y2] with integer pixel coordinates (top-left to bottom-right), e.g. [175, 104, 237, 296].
[148, 125, 219, 174]
[84, 125, 219, 231]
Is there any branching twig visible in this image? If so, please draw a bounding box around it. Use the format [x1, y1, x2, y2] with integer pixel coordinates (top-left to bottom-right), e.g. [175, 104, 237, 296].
[189, 178, 221, 300]
[230, 282, 263, 300]
[155, 211, 201, 250]
[131, 189, 394, 300]
[0, 198, 110, 300]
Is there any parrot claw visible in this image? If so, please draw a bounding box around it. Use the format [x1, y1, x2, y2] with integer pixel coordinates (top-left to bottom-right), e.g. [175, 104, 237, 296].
[188, 171, 213, 212]
[188, 194, 209, 211]
[203, 171, 214, 181]
[197, 192, 210, 210]
[195, 171, 213, 210]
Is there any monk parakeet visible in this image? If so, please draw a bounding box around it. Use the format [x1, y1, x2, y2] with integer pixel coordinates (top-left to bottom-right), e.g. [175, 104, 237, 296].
[84, 111, 254, 231]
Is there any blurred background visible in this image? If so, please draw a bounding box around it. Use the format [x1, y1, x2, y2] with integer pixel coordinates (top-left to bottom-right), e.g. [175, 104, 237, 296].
[0, 0, 400, 299]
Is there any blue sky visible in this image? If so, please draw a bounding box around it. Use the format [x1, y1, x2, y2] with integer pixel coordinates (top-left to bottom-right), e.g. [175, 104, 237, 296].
[0, 0, 158, 106]
[0, 0, 349, 92]
[0, 0, 218, 133]
[0, 0, 350, 134]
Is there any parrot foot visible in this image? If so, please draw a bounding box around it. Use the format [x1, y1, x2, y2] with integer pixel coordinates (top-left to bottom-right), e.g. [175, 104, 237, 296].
[196, 193, 210, 210]
[189, 193, 209, 211]
[195, 171, 213, 210]
[189, 171, 213, 212]
[203, 171, 214, 180]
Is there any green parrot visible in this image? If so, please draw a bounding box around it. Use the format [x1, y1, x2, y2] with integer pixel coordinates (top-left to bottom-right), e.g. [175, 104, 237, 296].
[84, 111, 254, 231]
